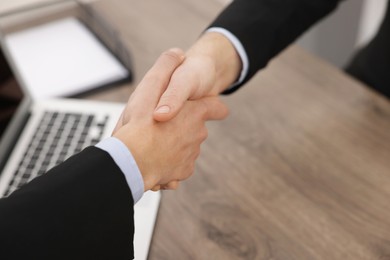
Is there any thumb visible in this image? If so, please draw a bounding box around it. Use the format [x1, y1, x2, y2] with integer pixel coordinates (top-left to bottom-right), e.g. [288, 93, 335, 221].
[129, 48, 185, 119]
[153, 55, 217, 122]
[153, 68, 194, 122]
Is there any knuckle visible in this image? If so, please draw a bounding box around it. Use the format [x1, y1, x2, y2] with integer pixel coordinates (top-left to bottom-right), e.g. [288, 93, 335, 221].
[194, 148, 201, 159]
[199, 100, 210, 119]
[168, 181, 178, 190]
[181, 162, 195, 181]
[199, 127, 208, 141]
[161, 49, 183, 65]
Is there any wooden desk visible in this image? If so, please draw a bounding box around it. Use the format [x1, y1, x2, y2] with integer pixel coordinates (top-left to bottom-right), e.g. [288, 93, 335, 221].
[90, 0, 390, 259]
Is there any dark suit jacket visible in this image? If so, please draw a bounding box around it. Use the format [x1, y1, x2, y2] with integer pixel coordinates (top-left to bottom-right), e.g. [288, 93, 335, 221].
[209, 0, 343, 93]
[0, 147, 135, 259]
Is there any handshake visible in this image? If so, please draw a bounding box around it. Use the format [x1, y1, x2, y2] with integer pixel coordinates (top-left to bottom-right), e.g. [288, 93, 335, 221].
[112, 46, 236, 192]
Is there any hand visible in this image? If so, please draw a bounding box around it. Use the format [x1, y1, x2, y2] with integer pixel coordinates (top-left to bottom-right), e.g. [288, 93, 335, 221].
[113, 48, 185, 131]
[114, 97, 228, 191]
[153, 32, 242, 122]
[113, 48, 229, 191]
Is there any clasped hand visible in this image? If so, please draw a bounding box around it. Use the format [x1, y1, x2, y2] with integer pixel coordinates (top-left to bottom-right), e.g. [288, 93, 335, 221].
[113, 48, 229, 191]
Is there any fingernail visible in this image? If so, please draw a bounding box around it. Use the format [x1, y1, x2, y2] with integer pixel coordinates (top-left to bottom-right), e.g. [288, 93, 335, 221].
[156, 105, 170, 114]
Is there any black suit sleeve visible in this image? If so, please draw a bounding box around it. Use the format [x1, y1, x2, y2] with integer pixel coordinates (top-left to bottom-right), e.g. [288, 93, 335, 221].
[209, 0, 343, 93]
[0, 147, 135, 260]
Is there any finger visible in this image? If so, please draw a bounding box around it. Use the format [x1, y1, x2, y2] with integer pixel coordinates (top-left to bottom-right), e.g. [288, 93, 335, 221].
[196, 97, 229, 121]
[131, 48, 185, 117]
[153, 65, 195, 122]
[162, 180, 180, 190]
[151, 185, 161, 192]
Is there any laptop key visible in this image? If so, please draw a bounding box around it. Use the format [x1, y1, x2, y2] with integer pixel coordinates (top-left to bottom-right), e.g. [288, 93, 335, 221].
[4, 111, 108, 196]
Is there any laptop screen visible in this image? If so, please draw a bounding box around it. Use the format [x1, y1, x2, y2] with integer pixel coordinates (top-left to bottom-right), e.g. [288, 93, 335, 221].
[0, 44, 29, 171]
[0, 46, 23, 139]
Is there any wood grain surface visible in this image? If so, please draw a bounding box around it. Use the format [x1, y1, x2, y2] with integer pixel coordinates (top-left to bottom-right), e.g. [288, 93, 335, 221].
[89, 0, 390, 259]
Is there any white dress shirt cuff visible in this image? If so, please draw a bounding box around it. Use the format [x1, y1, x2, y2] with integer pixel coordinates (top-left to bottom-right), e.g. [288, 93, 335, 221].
[206, 27, 249, 89]
[95, 137, 144, 204]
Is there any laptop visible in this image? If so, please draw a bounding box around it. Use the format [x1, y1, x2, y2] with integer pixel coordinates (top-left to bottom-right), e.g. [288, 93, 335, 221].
[0, 29, 160, 260]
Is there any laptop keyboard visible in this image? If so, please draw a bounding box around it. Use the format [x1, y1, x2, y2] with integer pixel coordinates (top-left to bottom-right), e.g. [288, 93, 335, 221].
[3, 111, 108, 197]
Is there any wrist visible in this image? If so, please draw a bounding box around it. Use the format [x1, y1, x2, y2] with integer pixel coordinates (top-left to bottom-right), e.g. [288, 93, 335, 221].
[186, 32, 241, 93]
[113, 125, 158, 191]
